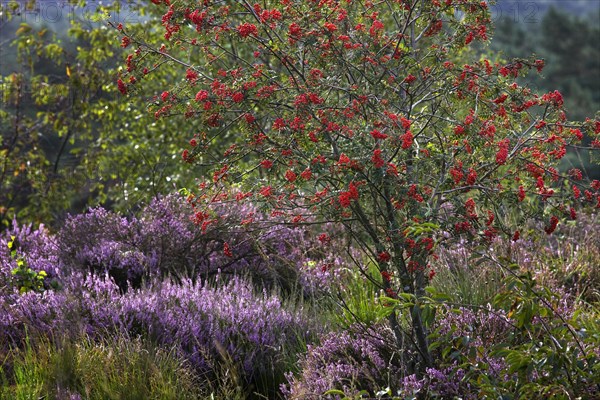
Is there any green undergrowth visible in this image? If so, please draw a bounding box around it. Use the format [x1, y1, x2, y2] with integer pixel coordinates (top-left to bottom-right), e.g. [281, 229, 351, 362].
[0, 334, 204, 400]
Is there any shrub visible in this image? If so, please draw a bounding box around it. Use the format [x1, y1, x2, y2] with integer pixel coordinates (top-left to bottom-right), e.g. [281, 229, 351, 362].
[0, 290, 69, 350]
[120, 275, 319, 396]
[282, 324, 402, 399]
[1, 197, 336, 397]
[58, 206, 146, 290]
[0, 273, 122, 351]
[57, 195, 347, 295]
[414, 278, 598, 399]
[128, 0, 600, 376]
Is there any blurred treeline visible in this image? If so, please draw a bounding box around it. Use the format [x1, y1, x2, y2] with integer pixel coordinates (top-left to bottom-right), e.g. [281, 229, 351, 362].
[489, 5, 600, 182]
[490, 5, 599, 122]
[0, 1, 598, 229]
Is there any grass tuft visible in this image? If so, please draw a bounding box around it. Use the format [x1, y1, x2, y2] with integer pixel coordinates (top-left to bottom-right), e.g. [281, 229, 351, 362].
[1, 333, 204, 400]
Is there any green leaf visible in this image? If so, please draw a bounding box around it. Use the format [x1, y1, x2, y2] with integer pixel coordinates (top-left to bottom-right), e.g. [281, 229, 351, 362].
[15, 23, 31, 36]
[324, 389, 346, 396]
[379, 296, 401, 306]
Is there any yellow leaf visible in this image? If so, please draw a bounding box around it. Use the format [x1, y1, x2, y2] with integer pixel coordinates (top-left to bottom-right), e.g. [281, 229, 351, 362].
[15, 23, 31, 36]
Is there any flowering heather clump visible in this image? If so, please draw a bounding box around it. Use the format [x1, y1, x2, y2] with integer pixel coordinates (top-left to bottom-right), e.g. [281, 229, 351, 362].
[60, 273, 124, 336]
[0, 196, 332, 396]
[0, 290, 68, 348]
[57, 207, 141, 290]
[55, 195, 347, 295]
[419, 285, 595, 397]
[397, 306, 512, 399]
[434, 305, 511, 349]
[0, 271, 320, 395]
[282, 324, 402, 399]
[185, 198, 351, 295]
[120, 275, 318, 387]
[0, 272, 123, 350]
[0, 220, 60, 287]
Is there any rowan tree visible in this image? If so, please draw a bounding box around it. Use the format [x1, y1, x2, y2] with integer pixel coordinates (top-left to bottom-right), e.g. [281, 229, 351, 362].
[118, 0, 600, 376]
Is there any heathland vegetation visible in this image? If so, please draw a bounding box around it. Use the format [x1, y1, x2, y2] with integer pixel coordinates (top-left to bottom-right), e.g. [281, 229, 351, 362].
[1, 1, 599, 398]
